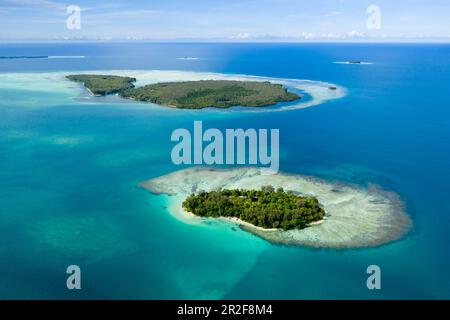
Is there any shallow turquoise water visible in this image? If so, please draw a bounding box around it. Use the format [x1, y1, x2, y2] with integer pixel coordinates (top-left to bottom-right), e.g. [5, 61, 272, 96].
[0, 43, 449, 299]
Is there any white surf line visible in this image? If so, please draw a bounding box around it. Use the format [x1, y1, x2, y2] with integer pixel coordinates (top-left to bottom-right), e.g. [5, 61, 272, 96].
[176, 57, 199, 61]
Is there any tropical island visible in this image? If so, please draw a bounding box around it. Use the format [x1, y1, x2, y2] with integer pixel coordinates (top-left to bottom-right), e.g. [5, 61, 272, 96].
[141, 167, 412, 248]
[66, 74, 301, 109]
[182, 186, 325, 230]
[66, 74, 137, 95]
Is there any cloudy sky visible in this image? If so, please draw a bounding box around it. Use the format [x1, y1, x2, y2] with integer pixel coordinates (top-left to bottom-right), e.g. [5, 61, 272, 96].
[0, 0, 449, 41]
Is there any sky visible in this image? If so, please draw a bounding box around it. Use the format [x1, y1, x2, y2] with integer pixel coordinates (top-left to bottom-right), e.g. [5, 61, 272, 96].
[0, 0, 449, 41]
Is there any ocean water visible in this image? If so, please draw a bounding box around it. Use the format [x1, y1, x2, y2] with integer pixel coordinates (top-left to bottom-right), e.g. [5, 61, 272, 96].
[0, 42, 450, 299]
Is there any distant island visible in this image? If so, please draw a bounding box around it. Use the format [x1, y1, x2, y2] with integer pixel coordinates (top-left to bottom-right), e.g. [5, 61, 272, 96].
[66, 74, 301, 109]
[0, 55, 48, 60]
[182, 186, 325, 230]
[334, 61, 372, 66]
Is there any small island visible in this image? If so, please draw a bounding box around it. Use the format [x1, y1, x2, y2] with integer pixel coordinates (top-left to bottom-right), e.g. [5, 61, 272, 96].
[66, 74, 137, 95]
[66, 74, 301, 109]
[182, 186, 325, 230]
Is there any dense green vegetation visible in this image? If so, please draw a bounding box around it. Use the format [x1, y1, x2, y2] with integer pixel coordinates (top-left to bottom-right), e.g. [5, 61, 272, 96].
[67, 74, 301, 108]
[182, 186, 325, 230]
[66, 74, 136, 95]
[120, 80, 300, 108]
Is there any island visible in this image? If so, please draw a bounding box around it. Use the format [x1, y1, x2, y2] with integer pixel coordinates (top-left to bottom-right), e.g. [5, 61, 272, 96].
[182, 186, 325, 230]
[66, 74, 137, 95]
[66, 74, 301, 109]
[141, 167, 412, 248]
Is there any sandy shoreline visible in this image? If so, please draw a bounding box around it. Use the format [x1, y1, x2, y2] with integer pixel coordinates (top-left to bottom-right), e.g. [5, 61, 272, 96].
[161, 194, 278, 232]
[140, 167, 412, 249]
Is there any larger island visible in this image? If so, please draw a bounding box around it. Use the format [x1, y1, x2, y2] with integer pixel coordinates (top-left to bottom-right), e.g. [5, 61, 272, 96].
[66, 74, 301, 109]
[183, 186, 325, 230]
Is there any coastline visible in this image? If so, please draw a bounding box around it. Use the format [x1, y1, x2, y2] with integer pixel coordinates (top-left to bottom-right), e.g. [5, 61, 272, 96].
[179, 207, 280, 232]
[220, 217, 279, 232]
[140, 167, 412, 249]
[183, 205, 322, 232]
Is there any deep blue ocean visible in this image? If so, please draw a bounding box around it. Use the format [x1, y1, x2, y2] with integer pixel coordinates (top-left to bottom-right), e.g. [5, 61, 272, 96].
[0, 42, 449, 299]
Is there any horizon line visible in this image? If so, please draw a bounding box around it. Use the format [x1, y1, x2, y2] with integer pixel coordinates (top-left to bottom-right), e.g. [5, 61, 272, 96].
[1, 39, 450, 44]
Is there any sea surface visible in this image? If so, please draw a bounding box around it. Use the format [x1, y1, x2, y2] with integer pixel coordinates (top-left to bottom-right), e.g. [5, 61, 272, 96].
[0, 42, 449, 299]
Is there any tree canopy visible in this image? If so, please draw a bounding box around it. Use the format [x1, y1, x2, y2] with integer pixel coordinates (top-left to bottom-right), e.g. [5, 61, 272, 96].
[120, 80, 300, 108]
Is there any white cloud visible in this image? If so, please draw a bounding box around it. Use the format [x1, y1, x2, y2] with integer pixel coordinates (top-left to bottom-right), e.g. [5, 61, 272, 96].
[322, 33, 342, 39]
[295, 32, 315, 39]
